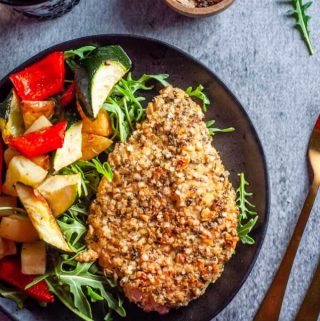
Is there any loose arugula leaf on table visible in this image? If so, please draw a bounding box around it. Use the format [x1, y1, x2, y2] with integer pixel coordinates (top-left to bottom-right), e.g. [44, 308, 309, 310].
[0, 283, 27, 309]
[236, 173, 258, 245]
[103, 73, 170, 142]
[186, 84, 210, 112]
[206, 120, 235, 136]
[288, 0, 313, 55]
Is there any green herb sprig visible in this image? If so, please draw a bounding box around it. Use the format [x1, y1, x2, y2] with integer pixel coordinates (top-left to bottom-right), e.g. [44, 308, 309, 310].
[103, 73, 170, 142]
[64, 46, 96, 70]
[186, 87, 235, 135]
[186, 84, 210, 112]
[61, 158, 112, 198]
[206, 120, 235, 136]
[289, 0, 314, 55]
[236, 173, 258, 245]
[45, 260, 125, 321]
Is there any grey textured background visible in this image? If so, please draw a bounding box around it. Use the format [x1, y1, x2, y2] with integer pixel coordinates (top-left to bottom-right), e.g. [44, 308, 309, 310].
[0, 0, 319, 320]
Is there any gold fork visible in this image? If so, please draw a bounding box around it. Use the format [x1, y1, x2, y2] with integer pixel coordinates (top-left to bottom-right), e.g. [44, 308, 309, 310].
[294, 259, 320, 321]
[254, 116, 320, 321]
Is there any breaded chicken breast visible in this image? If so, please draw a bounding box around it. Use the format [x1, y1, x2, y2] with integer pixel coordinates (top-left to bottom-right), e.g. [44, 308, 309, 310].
[78, 86, 239, 314]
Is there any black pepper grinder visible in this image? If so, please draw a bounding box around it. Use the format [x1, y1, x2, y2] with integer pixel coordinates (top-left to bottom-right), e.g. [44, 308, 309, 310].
[0, 0, 80, 19]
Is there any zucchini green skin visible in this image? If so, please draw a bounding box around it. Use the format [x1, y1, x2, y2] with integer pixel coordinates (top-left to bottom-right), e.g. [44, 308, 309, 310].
[0, 90, 24, 139]
[75, 66, 90, 117]
[81, 45, 132, 76]
[0, 92, 13, 121]
[75, 45, 132, 119]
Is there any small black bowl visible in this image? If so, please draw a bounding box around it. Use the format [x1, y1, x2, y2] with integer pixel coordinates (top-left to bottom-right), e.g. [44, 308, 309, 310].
[0, 0, 80, 19]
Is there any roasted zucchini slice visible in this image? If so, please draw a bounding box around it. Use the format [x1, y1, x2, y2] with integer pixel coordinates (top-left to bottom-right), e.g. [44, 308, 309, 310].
[16, 183, 72, 252]
[75, 45, 131, 119]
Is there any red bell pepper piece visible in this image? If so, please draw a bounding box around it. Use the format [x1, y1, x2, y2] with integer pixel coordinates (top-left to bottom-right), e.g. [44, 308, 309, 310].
[9, 52, 65, 101]
[61, 82, 75, 107]
[0, 257, 54, 303]
[7, 121, 67, 158]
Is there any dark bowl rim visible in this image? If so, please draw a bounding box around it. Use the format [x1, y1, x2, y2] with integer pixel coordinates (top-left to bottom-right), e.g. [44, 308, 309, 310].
[0, 33, 270, 321]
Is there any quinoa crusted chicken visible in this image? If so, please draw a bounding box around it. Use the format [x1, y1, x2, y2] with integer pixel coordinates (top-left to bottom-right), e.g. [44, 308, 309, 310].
[78, 86, 239, 314]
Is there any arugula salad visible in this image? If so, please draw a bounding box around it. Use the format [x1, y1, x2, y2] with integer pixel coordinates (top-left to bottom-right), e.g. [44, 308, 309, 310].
[0, 45, 258, 320]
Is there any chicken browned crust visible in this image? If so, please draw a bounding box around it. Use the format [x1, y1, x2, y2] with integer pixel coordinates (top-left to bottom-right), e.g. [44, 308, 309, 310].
[78, 86, 239, 313]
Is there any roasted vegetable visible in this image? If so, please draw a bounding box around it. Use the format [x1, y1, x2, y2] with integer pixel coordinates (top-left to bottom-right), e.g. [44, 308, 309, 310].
[4, 147, 50, 171]
[5, 115, 52, 169]
[0, 215, 39, 243]
[81, 133, 112, 161]
[61, 82, 76, 107]
[2, 155, 48, 196]
[0, 196, 17, 216]
[0, 90, 24, 142]
[75, 45, 131, 119]
[53, 122, 82, 171]
[77, 102, 112, 136]
[30, 155, 50, 171]
[21, 100, 55, 129]
[9, 52, 65, 101]
[0, 238, 17, 259]
[25, 115, 52, 134]
[0, 257, 54, 303]
[7, 121, 67, 158]
[37, 174, 80, 217]
[4, 146, 20, 166]
[15, 183, 72, 252]
[21, 241, 46, 275]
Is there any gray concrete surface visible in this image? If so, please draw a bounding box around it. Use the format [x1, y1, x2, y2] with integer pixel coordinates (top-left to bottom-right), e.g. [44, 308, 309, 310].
[0, 0, 320, 320]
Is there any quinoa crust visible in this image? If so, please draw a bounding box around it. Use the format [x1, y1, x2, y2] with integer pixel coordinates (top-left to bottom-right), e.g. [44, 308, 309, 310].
[78, 86, 239, 312]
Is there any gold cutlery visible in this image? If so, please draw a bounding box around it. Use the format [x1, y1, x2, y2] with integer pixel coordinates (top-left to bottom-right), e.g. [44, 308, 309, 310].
[254, 116, 320, 321]
[294, 260, 320, 321]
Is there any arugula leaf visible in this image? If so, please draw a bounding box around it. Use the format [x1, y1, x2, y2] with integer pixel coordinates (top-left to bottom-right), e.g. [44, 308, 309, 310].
[61, 158, 113, 197]
[236, 173, 258, 244]
[45, 259, 125, 321]
[87, 286, 104, 302]
[288, 0, 313, 55]
[76, 159, 113, 181]
[104, 98, 128, 142]
[58, 213, 87, 252]
[64, 46, 96, 59]
[206, 120, 235, 136]
[0, 283, 27, 309]
[186, 84, 210, 112]
[103, 73, 169, 142]
[64, 46, 96, 70]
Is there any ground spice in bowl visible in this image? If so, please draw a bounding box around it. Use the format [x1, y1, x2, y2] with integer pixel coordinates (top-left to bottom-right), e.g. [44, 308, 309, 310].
[176, 0, 222, 7]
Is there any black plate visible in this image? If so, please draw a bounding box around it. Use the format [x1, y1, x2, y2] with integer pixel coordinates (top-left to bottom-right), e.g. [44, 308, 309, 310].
[0, 35, 269, 321]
